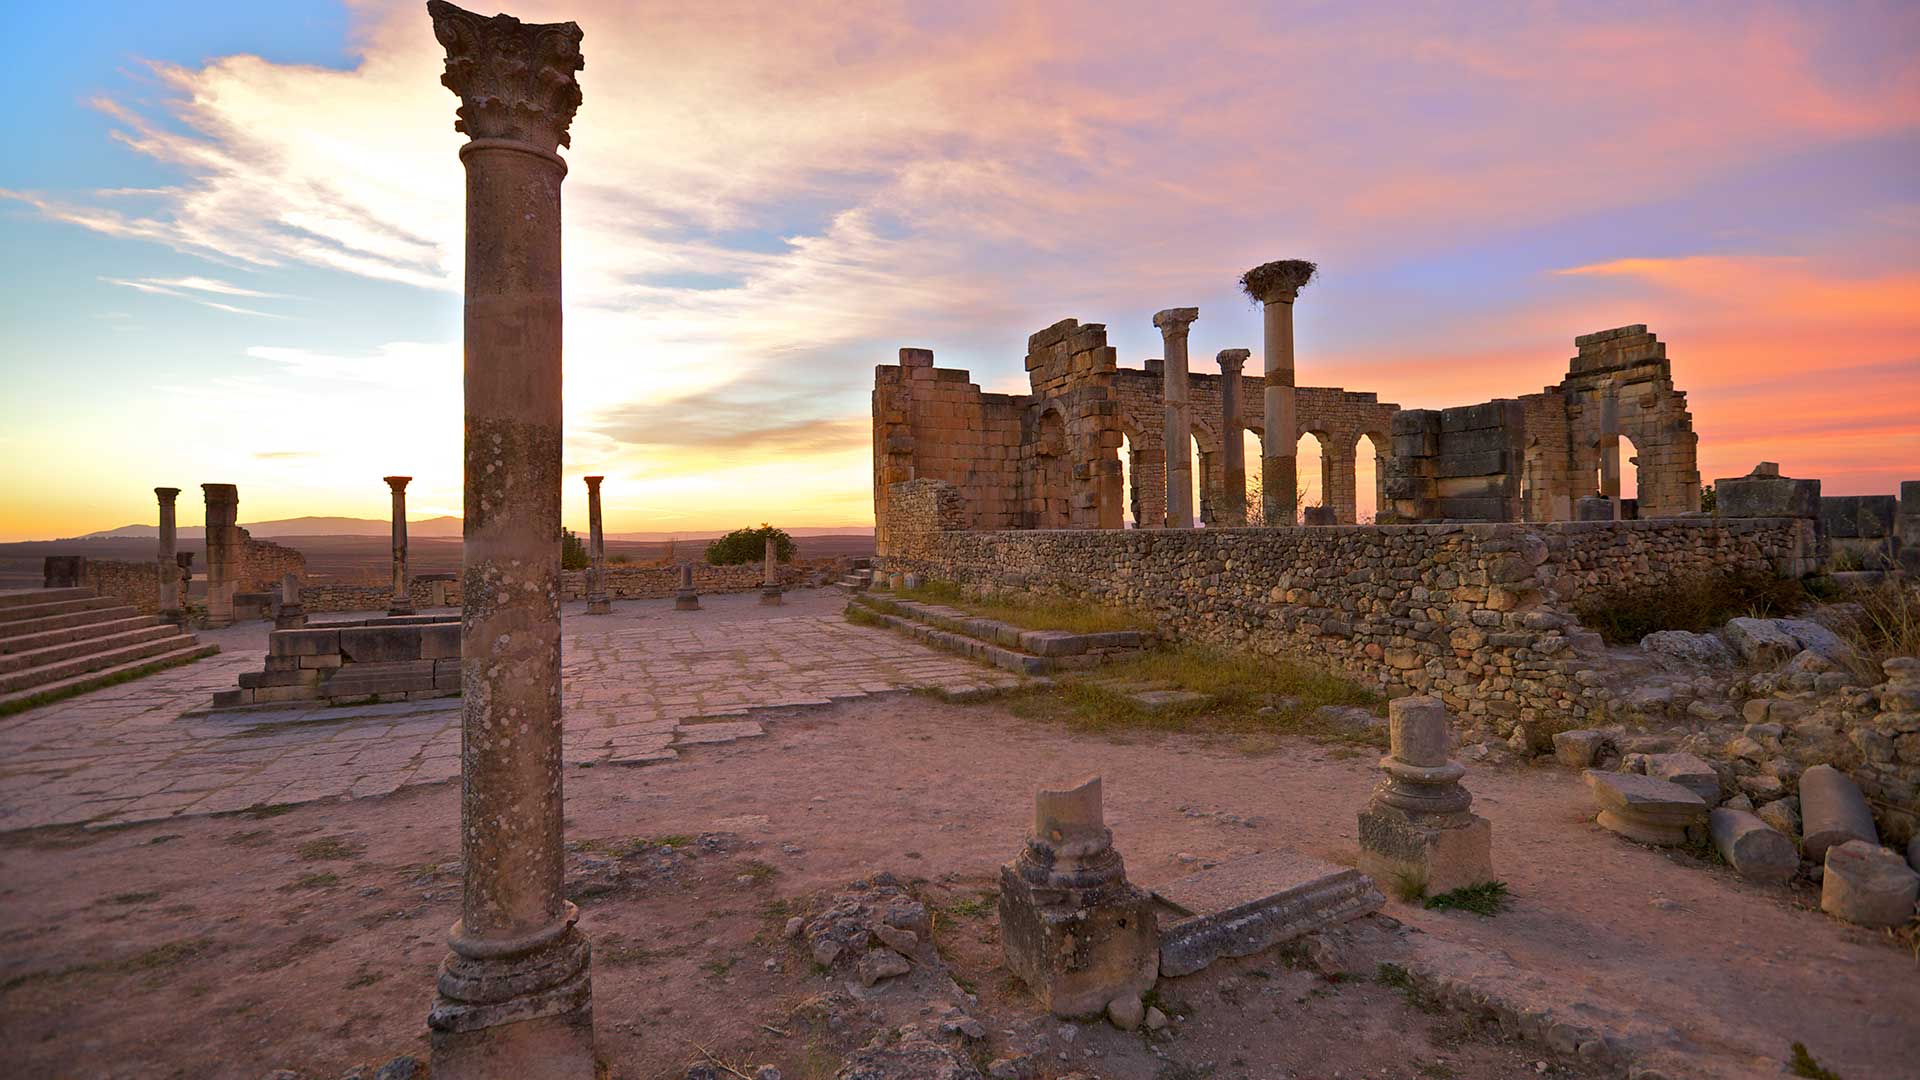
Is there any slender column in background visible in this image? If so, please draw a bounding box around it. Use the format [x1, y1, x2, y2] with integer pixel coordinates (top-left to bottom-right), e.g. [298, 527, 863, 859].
[1242, 260, 1316, 526]
[426, 3, 594, 1075]
[155, 487, 182, 624]
[1216, 349, 1249, 527]
[584, 475, 609, 614]
[1153, 307, 1199, 529]
[760, 534, 784, 605]
[385, 476, 414, 615]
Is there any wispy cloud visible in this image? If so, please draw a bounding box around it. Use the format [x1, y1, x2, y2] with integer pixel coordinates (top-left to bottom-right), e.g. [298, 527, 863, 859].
[103, 275, 285, 317]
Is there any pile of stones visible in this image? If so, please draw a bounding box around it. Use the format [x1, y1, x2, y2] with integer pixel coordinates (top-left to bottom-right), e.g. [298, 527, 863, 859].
[786, 875, 933, 988]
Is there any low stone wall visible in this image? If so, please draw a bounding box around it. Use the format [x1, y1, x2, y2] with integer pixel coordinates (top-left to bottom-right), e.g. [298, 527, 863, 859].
[85, 558, 164, 615]
[882, 485, 1810, 732]
[299, 564, 806, 613]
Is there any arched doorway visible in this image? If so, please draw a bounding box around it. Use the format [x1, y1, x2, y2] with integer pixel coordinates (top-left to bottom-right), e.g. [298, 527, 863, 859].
[1356, 433, 1381, 524]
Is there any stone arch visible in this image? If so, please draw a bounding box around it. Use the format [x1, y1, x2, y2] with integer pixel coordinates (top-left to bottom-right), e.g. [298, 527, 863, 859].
[1299, 429, 1331, 515]
[1191, 416, 1222, 526]
[1118, 412, 1161, 529]
[1356, 431, 1387, 524]
[1031, 405, 1073, 529]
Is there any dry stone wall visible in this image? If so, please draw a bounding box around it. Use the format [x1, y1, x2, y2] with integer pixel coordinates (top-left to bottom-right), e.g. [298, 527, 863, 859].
[233, 532, 307, 591]
[884, 480, 1808, 733]
[86, 559, 164, 615]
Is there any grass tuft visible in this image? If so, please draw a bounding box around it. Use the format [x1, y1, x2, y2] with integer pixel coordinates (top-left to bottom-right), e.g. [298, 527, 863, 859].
[1422, 880, 1510, 917]
[1788, 1041, 1843, 1080]
[296, 836, 364, 861]
[886, 579, 1153, 635]
[1573, 570, 1807, 645]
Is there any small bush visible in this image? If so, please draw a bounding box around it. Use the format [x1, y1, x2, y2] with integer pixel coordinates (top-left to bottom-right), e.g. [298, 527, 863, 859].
[1788, 1041, 1842, 1080]
[1422, 880, 1510, 916]
[1838, 580, 1920, 681]
[561, 528, 589, 571]
[1574, 570, 1807, 645]
[706, 524, 794, 566]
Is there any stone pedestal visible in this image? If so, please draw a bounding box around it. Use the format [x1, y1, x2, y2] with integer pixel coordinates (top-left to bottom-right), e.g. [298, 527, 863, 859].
[155, 487, 183, 624]
[1153, 307, 1198, 529]
[202, 483, 239, 628]
[674, 562, 701, 611]
[1585, 770, 1707, 845]
[385, 476, 414, 616]
[583, 476, 609, 615]
[1217, 349, 1248, 526]
[998, 776, 1158, 1021]
[759, 534, 783, 605]
[426, 4, 594, 1076]
[1357, 696, 1494, 896]
[274, 572, 307, 630]
[1241, 260, 1315, 526]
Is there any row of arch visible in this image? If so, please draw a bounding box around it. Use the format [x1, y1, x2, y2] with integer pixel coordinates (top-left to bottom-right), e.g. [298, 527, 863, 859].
[1118, 427, 1389, 527]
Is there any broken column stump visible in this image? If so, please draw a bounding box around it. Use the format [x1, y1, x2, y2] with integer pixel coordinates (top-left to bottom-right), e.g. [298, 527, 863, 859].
[998, 776, 1158, 1024]
[1357, 695, 1494, 896]
[675, 562, 701, 611]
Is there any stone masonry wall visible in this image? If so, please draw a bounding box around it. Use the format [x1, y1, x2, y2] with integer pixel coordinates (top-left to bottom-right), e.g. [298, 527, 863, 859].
[233, 532, 307, 592]
[302, 564, 794, 613]
[883, 480, 1808, 732]
[87, 559, 164, 615]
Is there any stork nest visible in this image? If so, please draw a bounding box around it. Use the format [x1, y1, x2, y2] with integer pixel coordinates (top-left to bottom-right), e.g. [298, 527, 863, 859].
[1240, 260, 1318, 302]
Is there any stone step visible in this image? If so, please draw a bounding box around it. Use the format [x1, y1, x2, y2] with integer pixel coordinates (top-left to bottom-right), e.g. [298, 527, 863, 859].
[0, 602, 143, 640]
[850, 594, 1148, 663]
[0, 641, 217, 714]
[0, 587, 94, 611]
[0, 595, 126, 627]
[0, 614, 164, 657]
[0, 631, 203, 695]
[0, 622, 187, 675]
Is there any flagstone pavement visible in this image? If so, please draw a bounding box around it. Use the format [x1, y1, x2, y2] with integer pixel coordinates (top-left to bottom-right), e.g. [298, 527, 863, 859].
[0, 588, 1017, 833]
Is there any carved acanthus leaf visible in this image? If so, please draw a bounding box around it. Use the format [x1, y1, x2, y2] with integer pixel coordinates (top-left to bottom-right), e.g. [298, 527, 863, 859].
[428, 1, 584, 151]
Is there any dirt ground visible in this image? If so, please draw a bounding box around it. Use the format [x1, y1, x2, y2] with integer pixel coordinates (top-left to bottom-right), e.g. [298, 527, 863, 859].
[2, 694, 1914, 1080]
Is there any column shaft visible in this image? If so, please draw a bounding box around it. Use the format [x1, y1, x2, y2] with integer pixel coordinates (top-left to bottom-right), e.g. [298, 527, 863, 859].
[1154, 308, 1199, 529]
[1261, 298, 1297, 526]
[201, 484, 238, 628]
[387, 477, 413, 615]
[1217, 350, 1248, 527]
[155, 488, 182, 623]
[584, 476, 608, 614]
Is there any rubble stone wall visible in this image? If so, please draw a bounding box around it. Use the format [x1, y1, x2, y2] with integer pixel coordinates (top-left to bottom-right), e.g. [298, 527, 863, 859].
[883, 479, 1808, 730]
[301, 564, 794, 613]
[86, 558, 164, 615]
[233, 532, 307, 591]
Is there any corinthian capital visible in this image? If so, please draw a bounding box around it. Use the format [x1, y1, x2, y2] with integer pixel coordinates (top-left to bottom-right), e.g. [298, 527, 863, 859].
[1152, 307, 1199, 334]
[428, 1, 585, 152]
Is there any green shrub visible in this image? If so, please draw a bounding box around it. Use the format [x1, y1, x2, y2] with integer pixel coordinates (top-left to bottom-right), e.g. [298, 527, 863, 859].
[561, 528, 589, 570]
[706, 524, 794, 566]
[1574, 570, 1807, 645]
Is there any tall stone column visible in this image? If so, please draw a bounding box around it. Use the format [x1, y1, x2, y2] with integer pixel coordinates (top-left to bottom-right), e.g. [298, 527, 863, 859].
[201, 484, 238, 628]
[155, 487, 183, 624]
[759, 534, 784, 605]
[1216, 349, 1248, 527]
[583, 476, 609, 615]
[1240, 260, 1316, 526]
[1153, 307, 1199, 529]
[385, 476, 414, 616]
[427, 4, 593, 1075]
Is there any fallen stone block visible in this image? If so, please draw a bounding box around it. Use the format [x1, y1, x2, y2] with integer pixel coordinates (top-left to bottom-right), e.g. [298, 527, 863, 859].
[1723, 618, 1800, 667]
[1755, 797, 1801, 841]
[1584, 770, 1707, 845]
[1645, 752, 1721, 806]
[1153, 848, 1384, 977]
[1799, 764, 1879, 862]
[1708, 808, 1797, 883]
[1820, 840, 1920, 928]
[1551, 729, 1607, 768]
[1775, 619, 1851, 663]
[1640, 630, 1732, 667]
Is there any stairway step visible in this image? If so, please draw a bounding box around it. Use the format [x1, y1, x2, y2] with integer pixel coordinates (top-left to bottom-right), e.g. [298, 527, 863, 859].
[0, 587, 93, 611]
[0, 641, 217, 714]
[0, 632, 201, 695]
[0, 595, 125, 625]
[0, 614, 163, 657]
[0, 603, 143, 639]
[0, 623, 186, 675]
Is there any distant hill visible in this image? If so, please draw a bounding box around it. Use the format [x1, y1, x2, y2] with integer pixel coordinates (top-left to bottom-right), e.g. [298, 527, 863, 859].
[78, 515, 466, 540]
[604, 525, 873, 541]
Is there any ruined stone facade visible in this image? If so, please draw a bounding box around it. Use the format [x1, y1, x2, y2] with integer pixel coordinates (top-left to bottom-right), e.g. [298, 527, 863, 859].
[883, 479, 1811, 733]
[873, 315, 1703, 549]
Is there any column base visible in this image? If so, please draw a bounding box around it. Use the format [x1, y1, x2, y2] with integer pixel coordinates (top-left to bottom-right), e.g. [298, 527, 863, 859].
[675, 591, 701, 611]
[585, 598, 611, 615]
[429, 919, 596, 1080]
[389, 605, 416, 617]
[429, 1005, 597, 1080]
[759, 586, 784, 606]
[159, 609, 186, 627]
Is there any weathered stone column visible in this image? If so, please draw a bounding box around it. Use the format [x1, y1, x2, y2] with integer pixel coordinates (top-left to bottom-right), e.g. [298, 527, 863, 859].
[427, 4, 593, 1075]
[759, 534, 783, 605]
[1216, 349, 1248, 527]
[275, 572, 307, 629]
[675, 562, 701, 611]
[1153, 307, 1199, 528]
[583, 476, 609, 615]
[1240, 261, 1316, 525]
[385, 476, 414, 616]
[1357, 696, 1493, 895]
[201, 483, 239, 628]
[155, 487, 183, 624]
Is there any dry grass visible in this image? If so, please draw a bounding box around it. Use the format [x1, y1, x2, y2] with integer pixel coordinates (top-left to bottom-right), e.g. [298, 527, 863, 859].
[1005, 643, 1385, 746]
[887, 580, 1153, 635]
[1573, 570, 1807, 645]
[1836, 580, 1920, 682]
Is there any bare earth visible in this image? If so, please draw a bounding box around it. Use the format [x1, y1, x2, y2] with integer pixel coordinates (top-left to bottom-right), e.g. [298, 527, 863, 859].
[1, 592, 1915, 1080]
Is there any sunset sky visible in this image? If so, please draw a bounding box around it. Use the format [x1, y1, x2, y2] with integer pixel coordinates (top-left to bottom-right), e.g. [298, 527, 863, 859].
[1, 1, 1916, 541]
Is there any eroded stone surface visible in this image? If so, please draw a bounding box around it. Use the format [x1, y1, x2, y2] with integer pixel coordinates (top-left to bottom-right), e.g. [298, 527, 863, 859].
[1820, 840, 1920, 928]
[1584, 770, 1706, 845]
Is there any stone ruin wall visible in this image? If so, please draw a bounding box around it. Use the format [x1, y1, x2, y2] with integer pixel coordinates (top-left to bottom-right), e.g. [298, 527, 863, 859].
[84, 559, 164, 615]
[884, 479, 1809, 735]
[301, 564, 797, 614]
[232, 532, 308, 592]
